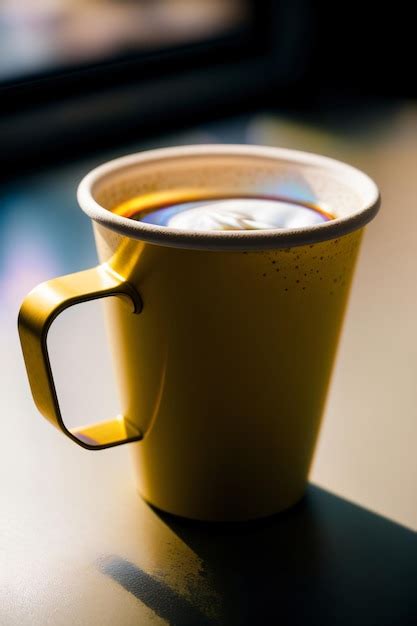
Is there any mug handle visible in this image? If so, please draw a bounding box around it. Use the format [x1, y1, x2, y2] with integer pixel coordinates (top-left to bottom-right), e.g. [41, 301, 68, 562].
[18, 264, 143, 450]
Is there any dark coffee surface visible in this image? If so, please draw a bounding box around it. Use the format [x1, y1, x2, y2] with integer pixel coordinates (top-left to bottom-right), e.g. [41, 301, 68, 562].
[113, 193, 333, 231]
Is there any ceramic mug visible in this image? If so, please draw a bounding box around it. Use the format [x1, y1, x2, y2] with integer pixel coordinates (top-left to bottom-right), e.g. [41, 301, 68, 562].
[18, 145, 380, 521]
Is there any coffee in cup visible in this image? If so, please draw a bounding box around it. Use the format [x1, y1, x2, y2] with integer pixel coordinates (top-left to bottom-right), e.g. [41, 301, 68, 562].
[113, 192, 334, 231]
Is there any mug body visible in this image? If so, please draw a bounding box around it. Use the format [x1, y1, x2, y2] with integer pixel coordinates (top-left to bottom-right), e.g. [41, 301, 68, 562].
[83, 144, 376, 521]
[94, 225, 361, 521]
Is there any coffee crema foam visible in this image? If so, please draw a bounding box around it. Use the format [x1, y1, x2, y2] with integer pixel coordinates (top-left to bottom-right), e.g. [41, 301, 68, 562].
[113, 192, 334, 232]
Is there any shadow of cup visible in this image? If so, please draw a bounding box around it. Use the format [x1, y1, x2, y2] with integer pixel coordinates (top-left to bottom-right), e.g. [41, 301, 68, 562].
[97, 486, 416, 625]
[98, 486, 417, 626]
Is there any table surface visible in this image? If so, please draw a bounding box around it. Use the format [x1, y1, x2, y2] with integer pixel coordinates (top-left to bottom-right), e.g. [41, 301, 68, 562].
[1, 102, 417, 625]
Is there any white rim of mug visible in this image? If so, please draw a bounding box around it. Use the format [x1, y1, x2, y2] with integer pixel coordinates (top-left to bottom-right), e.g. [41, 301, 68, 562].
[77, 144, 380, 251]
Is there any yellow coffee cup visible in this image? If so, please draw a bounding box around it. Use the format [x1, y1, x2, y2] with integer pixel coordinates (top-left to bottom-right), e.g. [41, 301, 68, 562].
[18, 145, 380, 521]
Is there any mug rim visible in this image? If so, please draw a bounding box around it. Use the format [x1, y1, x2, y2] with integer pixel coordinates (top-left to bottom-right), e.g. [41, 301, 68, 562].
[77, 144, 380, 251]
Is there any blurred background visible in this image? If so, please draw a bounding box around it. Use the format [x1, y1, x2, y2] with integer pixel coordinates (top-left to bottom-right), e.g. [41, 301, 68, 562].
[1, 2, 416, 622]
[1, 0, 415, 172]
